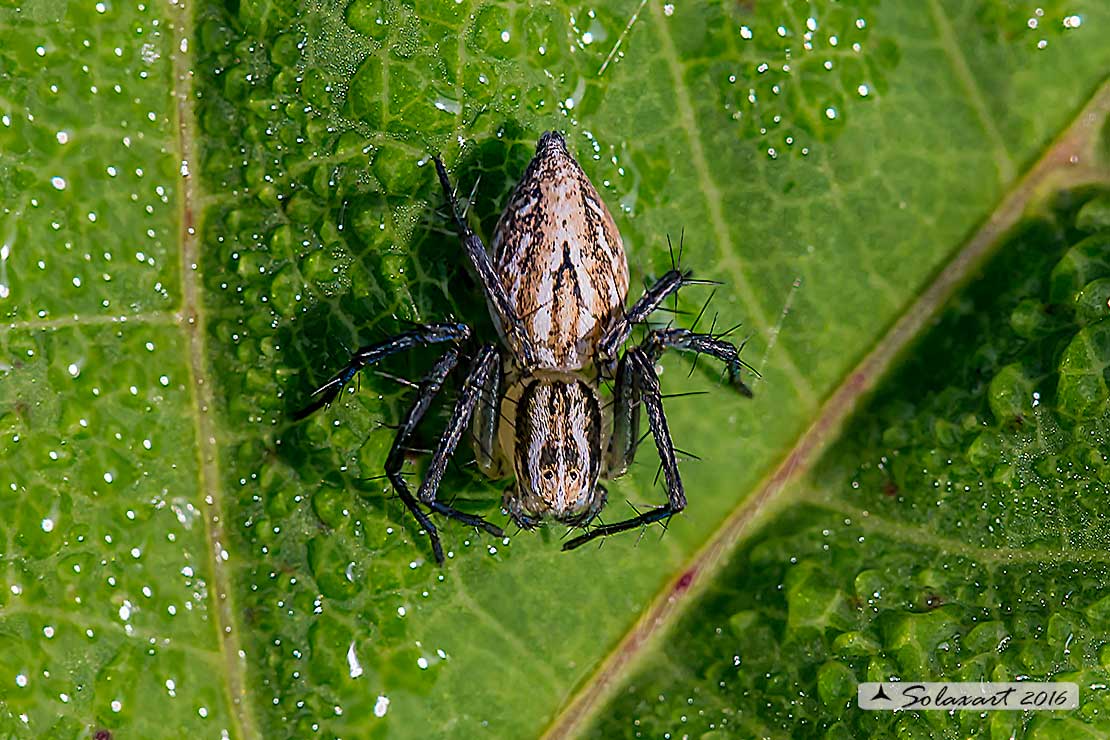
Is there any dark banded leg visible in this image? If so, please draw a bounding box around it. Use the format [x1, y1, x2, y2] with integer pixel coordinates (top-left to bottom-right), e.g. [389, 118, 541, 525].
[600, 269, 688, 358]
[603, 323, 754, 487]
[600, 267, 725, 359]
[605, 350, 642, 479]
[563, 347, 685, 551]
[294, 322, 470, 419]
[433, 156, 537, 370]
[383, 349, 463, 564]
[417, 345, 504, 539]
[643, 327, 754, 397]
[471, 355, 504, 477]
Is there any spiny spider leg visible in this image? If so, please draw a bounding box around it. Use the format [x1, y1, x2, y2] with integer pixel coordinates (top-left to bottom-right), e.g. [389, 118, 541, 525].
[564, 348, 684, 551]
[599, 269, 722, 359]
[601, 255, 728, 360]
[643, 327, 755, 397]
[600, 269, 686, 359]
[470, 354, 504, 477]
[294, 322, 470, 419]
[605, 350, 642, 479]
[433, 156, 537, 370]
[598, 323, 752, 486]
[417, 345, 504, 538]
[383, 348, 463, 565]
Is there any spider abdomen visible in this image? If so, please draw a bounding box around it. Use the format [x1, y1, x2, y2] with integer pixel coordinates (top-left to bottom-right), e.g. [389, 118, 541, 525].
[492, 132, 629, 370]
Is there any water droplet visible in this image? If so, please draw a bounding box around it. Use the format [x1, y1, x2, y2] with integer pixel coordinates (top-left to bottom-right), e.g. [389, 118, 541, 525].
[140, 42, 160, 63]
[346, 641, 363, 678]
[432, 97, 461, 115]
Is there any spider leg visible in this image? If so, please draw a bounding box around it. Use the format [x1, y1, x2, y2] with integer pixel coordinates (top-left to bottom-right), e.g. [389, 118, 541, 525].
[564, 347, 684, 551]
[600, 269, 687, 359]
[417, 345, 504, 538]
[293, 322, 470, 419]
[601, 262, 725, 360]
[643, 327, 755, 397]
[383, 348, 463, 564]
[604, 350, 642, 479]
[433, 156, 537, 370]
[470, 354, 504, 478]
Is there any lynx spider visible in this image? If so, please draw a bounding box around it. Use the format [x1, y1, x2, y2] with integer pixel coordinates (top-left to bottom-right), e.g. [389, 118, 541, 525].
[298, 132, 754, 563]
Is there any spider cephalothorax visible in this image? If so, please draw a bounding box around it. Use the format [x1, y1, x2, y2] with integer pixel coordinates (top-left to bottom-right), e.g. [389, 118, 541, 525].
[297, 132, 753, 563]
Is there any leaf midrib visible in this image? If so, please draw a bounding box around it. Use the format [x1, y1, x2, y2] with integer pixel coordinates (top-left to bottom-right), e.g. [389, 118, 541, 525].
[170, 1, 260, 738]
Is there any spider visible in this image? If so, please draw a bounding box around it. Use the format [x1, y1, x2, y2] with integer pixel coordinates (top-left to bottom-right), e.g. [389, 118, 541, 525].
[297, 132, 754, 563]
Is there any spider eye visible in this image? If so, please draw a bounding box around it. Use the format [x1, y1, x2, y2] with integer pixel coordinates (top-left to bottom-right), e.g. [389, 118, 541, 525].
[569, 470, 578, 481]
[543, 470, 554, 481]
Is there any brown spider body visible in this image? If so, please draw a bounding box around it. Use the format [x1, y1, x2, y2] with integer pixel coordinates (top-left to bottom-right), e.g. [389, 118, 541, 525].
[491, 133, 629, 371]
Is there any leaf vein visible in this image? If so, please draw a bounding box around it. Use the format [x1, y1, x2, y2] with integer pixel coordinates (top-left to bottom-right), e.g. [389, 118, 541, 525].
[648, 0, 817, 407]
[926, 0, 1017, 183]
[170, 1, 260, 736]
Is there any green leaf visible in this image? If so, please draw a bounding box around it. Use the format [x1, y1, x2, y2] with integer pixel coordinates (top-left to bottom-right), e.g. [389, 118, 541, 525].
[581, 182, 1110, 740]
[0, 1, 1108, 738]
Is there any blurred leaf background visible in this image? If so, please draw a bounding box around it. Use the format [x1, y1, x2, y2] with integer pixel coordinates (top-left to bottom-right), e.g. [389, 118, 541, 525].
[1, 0, 1109, 738]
